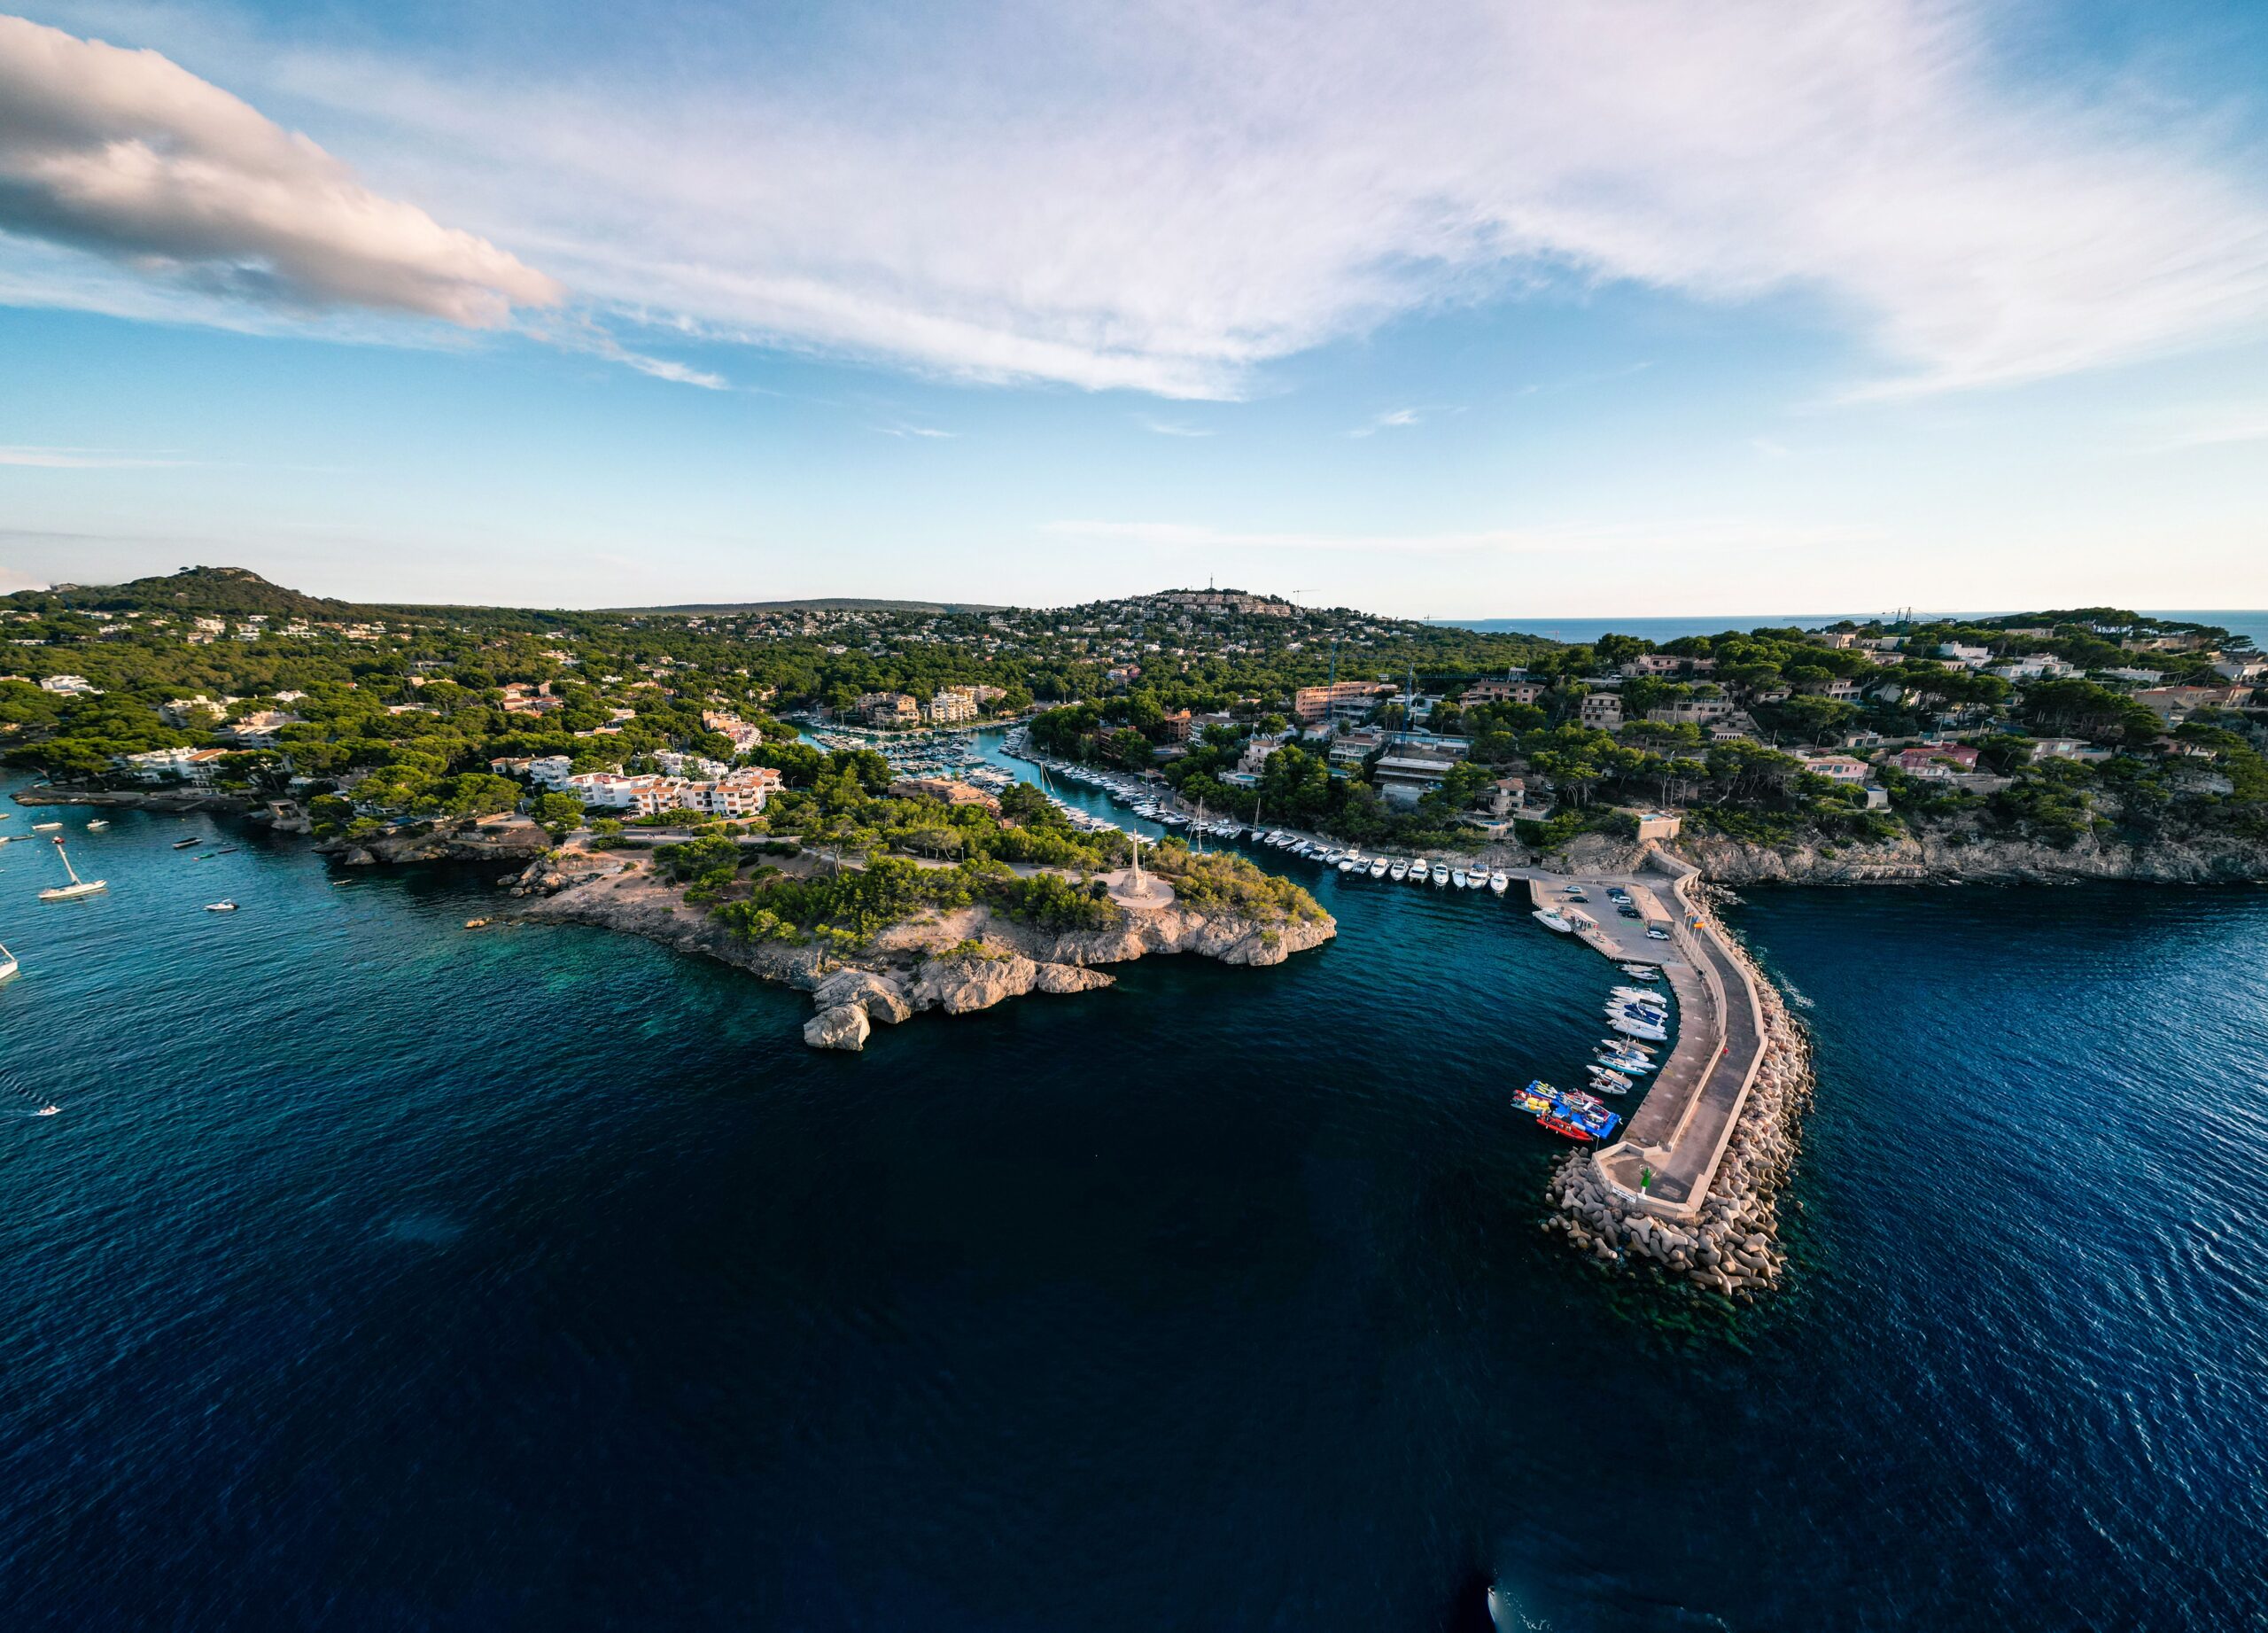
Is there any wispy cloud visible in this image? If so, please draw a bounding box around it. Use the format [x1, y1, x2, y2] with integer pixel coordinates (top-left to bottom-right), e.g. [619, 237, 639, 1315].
[1749, 438, 1792, 458]
[7, 4, 2267, 400]
[875, 423, 954, 439]
[2140, 408, 2268, 452]
[1349, 407, 1433, 437]
[1139, 418, 1214, 437]
[0, 445, 196, 468]
[1043, 517, 1878, 557]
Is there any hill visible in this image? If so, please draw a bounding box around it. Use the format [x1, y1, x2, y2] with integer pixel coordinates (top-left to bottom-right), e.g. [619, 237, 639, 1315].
[5, 565, 376, 620]
[617, 597, 1008, 615]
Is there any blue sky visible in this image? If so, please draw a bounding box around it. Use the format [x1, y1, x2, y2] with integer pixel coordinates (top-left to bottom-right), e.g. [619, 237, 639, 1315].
[1, 1, 2264, 617]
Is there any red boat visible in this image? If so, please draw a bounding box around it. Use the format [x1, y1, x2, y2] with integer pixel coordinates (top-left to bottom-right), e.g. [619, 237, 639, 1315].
[1537, 1114, 1600, 1142]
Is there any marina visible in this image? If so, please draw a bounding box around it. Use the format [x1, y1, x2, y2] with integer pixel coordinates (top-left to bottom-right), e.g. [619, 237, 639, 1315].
[997, 727, 1771, 1216]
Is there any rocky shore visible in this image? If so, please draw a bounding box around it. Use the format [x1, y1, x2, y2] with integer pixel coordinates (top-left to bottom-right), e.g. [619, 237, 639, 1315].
[506, 850, 1334, 1050]
[10, 786, 254, 813]
[313, 815, 553, 867]
[1543, 929, 1813, 1301]
[1534, 827, 2268, 887]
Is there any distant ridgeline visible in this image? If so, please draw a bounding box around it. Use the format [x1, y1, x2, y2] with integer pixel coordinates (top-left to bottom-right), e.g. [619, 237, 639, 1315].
[0, 570, 2260, 883]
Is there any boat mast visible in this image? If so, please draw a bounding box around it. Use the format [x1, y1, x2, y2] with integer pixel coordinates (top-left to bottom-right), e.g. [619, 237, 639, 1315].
[53, 837, 83, 886]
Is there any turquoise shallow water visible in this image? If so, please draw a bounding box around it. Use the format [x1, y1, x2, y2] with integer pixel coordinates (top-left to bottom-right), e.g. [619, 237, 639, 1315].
[2, 768, 2264, 1630]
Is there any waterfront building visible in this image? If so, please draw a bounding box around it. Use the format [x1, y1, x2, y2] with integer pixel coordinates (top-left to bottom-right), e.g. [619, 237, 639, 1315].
[1372, 745, 1464, 805]
[857, 691, 922, 727]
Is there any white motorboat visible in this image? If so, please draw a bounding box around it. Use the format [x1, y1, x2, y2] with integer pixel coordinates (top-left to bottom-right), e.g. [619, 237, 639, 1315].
[1609, 1015, 1667, 1041]
[1430, 864, 1449, 886]
[1464, 868, 1487, 890]
[32, 821, 60, 831]
[205, 899, 239, 913]
[85, 818, 110, 830]
[1451, 868, 1468, 888]
[1369, 858, 1388, 879]
[1586, 1068, 1634, 1095]
[1336, 856, 1356, 872]
[1488, 870, 1509, 894]
[1389, 859, 1410, 880]
[37, 837, 106, 902]
[1532, 909, 1575, 933]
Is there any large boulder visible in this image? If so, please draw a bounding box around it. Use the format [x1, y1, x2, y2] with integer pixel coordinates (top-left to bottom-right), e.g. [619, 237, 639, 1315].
[812, 967, 915, 1024]
[1033, 962, 1115, 995]
[912, 953, 1039, 1015]
[803, 1004, 872, 1052]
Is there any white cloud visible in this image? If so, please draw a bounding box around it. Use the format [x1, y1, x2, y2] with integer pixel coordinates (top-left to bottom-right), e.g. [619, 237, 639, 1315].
[0, 444, 192, 467]
[8, 3, 2268, 399]
[875, 423, 954, 439]
[1750, 438, 1793, 458]
[1139, 418, 1214, 437]
[0, 12, 560, 325]
[1351, 407, 1434, 437]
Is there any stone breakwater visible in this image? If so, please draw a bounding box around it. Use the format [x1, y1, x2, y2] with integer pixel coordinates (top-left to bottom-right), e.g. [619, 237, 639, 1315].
[508, 851, 1334, 1051]
[1544, 937, 1814, 1301]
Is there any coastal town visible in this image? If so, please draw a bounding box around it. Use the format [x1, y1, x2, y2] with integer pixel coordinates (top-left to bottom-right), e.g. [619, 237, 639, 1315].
[4, 571, 2259, 890]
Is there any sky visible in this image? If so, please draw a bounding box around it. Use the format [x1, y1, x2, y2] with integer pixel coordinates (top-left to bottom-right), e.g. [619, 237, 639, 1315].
[0, 1, 2264, 618]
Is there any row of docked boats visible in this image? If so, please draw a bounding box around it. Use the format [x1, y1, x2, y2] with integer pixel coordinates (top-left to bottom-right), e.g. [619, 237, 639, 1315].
[1606, 985, 1670, 1043]
[1515, 1078, 1623, 1143]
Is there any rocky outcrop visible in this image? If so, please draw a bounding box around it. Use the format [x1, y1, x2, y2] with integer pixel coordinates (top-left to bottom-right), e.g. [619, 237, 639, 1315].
[959, 903, 1336, 968]
[514, 859, 1320, 1049]
[912, 953, 1040, 1015]
[803, 1005, 871, 1052]
[316, 815, 552, 867]
[899, 953, 1118, 1016]
[811, 967, 914, 1024]
[10, 786, 252, 813]
[1034, 961, 1114, 995]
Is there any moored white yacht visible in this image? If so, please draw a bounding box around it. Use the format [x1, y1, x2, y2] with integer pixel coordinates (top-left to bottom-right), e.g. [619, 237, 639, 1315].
[37, 836, 106, 902]
[1487, 870, 1509, 894]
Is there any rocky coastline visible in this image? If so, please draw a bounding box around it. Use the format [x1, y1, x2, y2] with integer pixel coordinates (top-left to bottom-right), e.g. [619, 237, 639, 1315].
[1543, 922, 1813, 1301]
[312, 814, 553, 867]
[10, 785, 256, 814]
[506, 849, 1335, 1050]
[1535, 827, 2268, 888]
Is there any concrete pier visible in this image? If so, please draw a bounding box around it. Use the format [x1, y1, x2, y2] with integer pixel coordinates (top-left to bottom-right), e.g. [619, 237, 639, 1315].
[1519, 851, 1769, 1220]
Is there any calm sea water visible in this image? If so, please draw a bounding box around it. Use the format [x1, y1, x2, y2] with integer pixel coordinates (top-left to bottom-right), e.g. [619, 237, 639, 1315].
[1436, 609, 2268, 648]
[3, 766, 2264, 1631]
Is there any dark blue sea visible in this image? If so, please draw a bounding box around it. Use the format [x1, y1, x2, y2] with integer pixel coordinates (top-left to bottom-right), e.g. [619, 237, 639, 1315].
[4, 759, 2265, 1631]
[1435, 610, 2268, 648]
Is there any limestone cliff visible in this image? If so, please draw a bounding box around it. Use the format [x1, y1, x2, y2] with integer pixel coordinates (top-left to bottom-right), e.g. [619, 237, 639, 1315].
[512, 856, 1335, 1049]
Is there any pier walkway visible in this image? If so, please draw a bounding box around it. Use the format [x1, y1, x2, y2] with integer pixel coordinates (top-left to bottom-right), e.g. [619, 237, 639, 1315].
[1521, 855, 1767, 1217]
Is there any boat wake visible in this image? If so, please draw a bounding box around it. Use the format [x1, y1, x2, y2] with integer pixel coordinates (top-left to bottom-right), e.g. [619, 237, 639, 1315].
[1780, 978, 1816, 1009]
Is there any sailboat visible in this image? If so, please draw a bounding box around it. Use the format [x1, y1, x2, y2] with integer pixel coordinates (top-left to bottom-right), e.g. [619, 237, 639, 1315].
[37, 836, 106, 901]
[0, 940, 17, 983]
